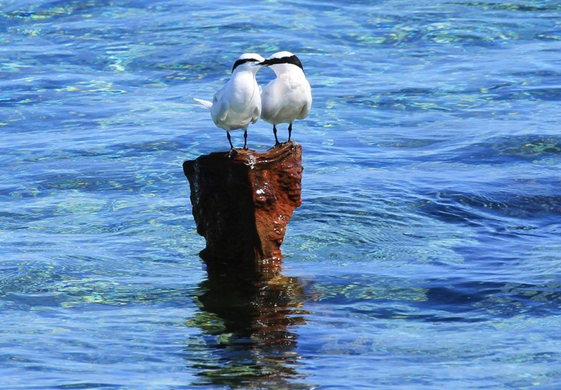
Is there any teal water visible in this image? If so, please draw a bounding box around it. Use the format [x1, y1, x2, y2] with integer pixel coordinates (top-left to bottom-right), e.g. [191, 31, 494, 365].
[2, 0, 561, 389]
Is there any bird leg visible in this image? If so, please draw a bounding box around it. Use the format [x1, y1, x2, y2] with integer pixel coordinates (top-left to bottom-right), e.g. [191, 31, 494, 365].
[288, 123, 293, 142]
[227, 132, 234, 149]
[243, 129, 248, 150]
[273, 125, 280, 145]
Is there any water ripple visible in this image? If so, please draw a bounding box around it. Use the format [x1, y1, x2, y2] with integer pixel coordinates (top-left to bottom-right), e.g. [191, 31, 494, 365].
[2, 0, 561, 389]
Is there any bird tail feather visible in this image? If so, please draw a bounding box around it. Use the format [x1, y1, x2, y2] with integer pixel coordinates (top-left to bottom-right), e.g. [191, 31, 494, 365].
[193, 98, 213, 109]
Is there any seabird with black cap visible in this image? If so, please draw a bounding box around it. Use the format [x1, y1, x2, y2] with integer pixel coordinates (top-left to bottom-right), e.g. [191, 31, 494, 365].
[194, 53, 265, 150]
[260, 51, 312, 144]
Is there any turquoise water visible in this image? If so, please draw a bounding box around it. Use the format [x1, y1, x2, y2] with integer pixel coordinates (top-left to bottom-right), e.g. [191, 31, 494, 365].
[2, 0, 561, 389]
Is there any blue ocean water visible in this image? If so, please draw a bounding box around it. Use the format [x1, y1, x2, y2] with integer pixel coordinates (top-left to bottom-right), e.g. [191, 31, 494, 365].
[1, 0, 561, 389]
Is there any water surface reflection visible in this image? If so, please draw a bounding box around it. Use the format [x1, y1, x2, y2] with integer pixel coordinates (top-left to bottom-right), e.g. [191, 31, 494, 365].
[186, 268, 311, 389]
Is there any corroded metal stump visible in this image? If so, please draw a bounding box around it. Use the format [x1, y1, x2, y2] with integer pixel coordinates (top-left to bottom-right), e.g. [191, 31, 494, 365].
[183, 141, 302, 280]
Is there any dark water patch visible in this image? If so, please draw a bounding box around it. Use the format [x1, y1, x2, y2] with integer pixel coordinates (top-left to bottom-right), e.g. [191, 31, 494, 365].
[512, 69, 561, 78]
[425, 283, 502, 309]
[55, 383, 122, 390]
[417, 191, 508, 227]
[496, 86, 561, 102]
[308, 274, 561, 325]
[450, 2, 561, 13]
[422, 135, 561, 167]
[420, 280, 559, 318]
[419, 188, 561, 228]
[0, 95, 42, 106]
[467, 281, 561, 318]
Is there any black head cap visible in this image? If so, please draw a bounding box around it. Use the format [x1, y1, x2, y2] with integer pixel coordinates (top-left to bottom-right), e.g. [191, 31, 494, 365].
[231, 56, 262, 72]
[261, 52, 304, 71]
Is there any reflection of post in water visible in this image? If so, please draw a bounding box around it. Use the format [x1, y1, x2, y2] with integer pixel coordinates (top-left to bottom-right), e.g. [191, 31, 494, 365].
[186, 271, 309, 389]
[183, 142, 308, 387]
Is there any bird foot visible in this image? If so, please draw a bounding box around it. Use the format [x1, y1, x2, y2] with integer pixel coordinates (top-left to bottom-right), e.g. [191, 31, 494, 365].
[228, 148, 239, 158]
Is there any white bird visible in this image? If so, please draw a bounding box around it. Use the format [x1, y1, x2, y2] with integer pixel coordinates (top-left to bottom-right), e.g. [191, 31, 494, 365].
[194, 53, 265, 150]
[260, 51, 312, 145]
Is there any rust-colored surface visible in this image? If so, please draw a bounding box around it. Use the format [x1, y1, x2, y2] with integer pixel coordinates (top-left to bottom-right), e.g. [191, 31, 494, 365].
[183, 141, 302, 279]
